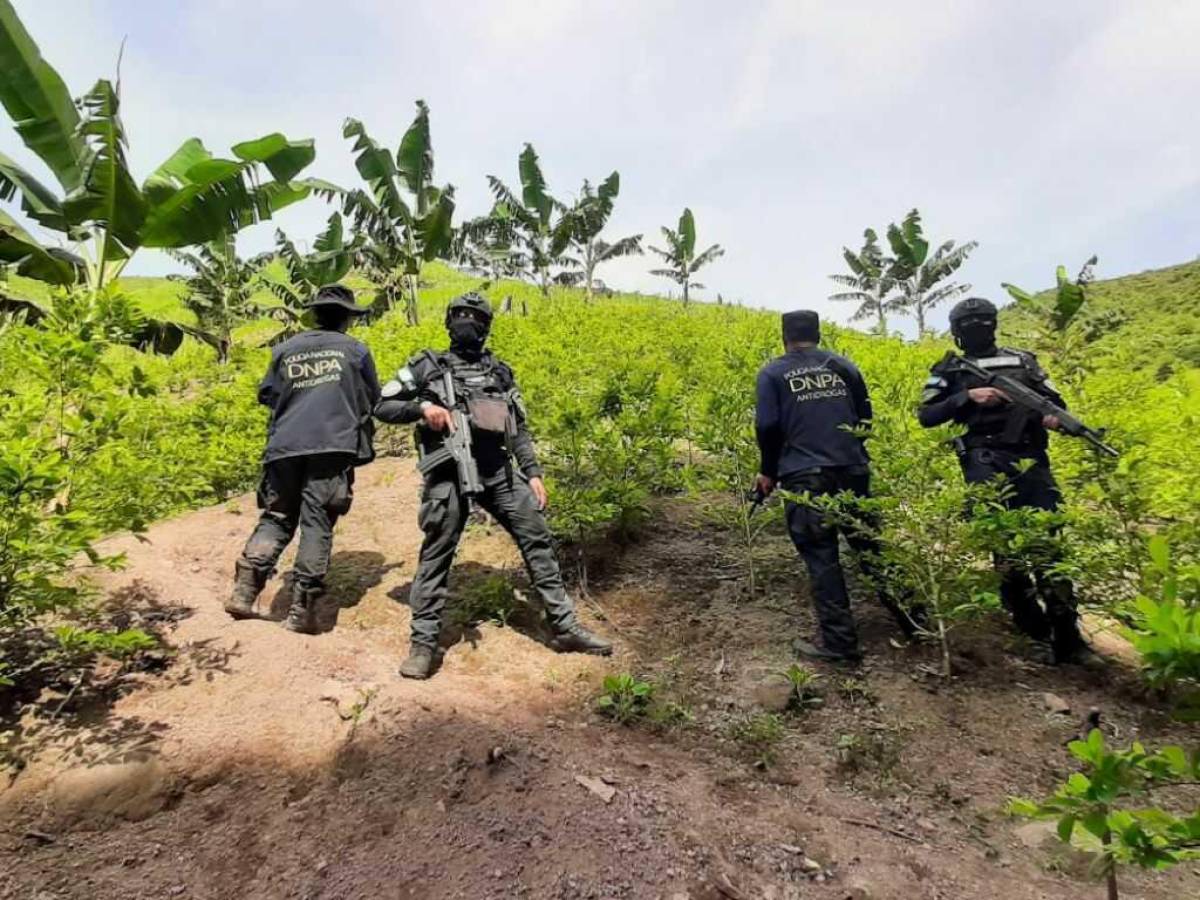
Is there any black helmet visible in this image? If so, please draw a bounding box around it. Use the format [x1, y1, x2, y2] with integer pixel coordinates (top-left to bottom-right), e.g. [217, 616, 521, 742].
[948, 296, 997, 333]
[445, 292, 493, 327]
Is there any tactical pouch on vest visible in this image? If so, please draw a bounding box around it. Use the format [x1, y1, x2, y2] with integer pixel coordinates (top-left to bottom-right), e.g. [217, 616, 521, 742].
[467, 396, 511, 434]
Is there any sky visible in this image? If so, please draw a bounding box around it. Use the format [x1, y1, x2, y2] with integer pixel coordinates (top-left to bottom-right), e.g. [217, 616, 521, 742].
[3, 0, 1199, 334]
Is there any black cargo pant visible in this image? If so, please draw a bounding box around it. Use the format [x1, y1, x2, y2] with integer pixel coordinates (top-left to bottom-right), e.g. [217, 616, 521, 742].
[409, 474, 577, 649]
[239, 453, 356, 590]
[783, 466, 914, 656]
[960, 447, 1078, 645]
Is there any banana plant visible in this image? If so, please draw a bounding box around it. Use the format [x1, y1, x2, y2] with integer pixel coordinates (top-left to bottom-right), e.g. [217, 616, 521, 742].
[885, 209, 977, 337]
[259, 213, 360, 335]
[552, 173, 642, 302]
[828, 228, 897, 334]
[648, 208, 723, 306]
[323, 102, 455, 324]
[166, 236, 271, 362]
[0, 0, 315, 296]
[487, 144, 566, 296]
[454, 203, 529, 288]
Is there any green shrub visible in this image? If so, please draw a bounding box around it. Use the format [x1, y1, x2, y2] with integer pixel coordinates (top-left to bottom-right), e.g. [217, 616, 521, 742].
[1009, 730, 1200, 899]
[595, 673, 655, 724]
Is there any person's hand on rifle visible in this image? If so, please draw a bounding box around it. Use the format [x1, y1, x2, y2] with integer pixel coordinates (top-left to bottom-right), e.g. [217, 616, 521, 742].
[753, 474, 775, 499]
[1043, 415, 1062, 431]
[421, 403, 455, 432]
[529, 476, 548, 510]
[967, 387, 1009, 407]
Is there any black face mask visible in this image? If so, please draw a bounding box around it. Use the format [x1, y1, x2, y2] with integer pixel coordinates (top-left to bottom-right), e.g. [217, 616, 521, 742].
[448, 318, 488, 354]
[955, 322, 997, 356]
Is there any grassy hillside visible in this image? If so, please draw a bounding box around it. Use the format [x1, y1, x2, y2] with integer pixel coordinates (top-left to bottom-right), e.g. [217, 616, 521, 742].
[1002, 258, 1200, 373]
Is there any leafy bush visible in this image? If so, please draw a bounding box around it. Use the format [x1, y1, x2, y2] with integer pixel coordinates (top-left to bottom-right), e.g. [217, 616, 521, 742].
[781, 663, 824, 712]
[1125, 536, 1200, 698]
[729, 712, 786, 768]
[1009, 730, 1200, 899]
[451, 574, 521, 628]
[595, 673, 655, 724]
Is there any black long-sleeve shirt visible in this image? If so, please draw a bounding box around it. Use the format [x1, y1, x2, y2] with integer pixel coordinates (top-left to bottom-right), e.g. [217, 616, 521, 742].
[257, 328, 381, 465]
[754, 347, 872, 479]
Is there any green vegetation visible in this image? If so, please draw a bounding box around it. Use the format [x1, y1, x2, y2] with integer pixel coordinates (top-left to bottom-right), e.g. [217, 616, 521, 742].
[1010, 730, 1200, 899]
[595, 672, 655, 724]
[0, 3, 1196, 871]
[729, 712, 786, 768]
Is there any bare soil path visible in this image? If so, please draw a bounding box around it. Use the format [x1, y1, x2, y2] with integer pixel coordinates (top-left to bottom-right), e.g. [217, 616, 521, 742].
[1, 459, 1196, 899]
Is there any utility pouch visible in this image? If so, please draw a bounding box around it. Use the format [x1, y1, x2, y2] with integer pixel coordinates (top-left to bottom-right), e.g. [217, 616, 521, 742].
[467, 396, 511, 434]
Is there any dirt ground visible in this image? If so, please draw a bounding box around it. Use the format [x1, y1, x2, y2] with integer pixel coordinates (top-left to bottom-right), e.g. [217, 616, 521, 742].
[1, 458, 1197, 900]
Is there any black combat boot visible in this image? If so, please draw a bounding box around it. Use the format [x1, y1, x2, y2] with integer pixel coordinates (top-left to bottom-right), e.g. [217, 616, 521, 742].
[399, 645, 435, 679]
[285, 581, 323, 635]
[549, 623, 613, 656]
[792, 637, 863, 665]
[225, 559, 268, 620]
[1051, 619, 1102, 668]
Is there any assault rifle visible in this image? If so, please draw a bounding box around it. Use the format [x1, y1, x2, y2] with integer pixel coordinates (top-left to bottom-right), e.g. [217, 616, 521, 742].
[415, 369, 484, 497]
[946, 354, 1119, 458]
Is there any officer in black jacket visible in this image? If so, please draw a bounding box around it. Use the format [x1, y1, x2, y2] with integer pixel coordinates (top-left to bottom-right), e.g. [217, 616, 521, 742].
[375, 293, 612, 679]
[226, 285, 381, 633]
[754, 310, 920, 663]
[918, 296, 1088, 663]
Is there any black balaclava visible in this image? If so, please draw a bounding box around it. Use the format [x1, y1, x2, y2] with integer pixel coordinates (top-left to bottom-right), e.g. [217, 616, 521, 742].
[448, 315, 489, 357]
[954, 318, 997, 356]
[782, 310, 821, 346]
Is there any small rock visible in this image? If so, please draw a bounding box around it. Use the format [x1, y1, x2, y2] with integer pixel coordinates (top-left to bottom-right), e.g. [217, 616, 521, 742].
[753, 676, 794, 713]
[1043, 693, 1071, 715]
[316, 859, 328, 875]
[574, 774, 616, 803]
[916, 818, 936, 833]
[779, 843, 803, 855]
[1015, 820, 1057, 849]
[800, 857, 822, 874]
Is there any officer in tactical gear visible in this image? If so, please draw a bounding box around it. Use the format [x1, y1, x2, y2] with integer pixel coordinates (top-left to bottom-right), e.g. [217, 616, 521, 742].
[225, 284, 381, 633]
[754, 310, 921, 663]
[918, 296, 1090, 664]
[375, 292, 612, 679]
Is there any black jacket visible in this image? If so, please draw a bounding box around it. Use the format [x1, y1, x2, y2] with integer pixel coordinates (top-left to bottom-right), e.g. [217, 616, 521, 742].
[258, 329, 381, 465]
[374, 348, 542, 480]
[755, 347, 872, 479]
